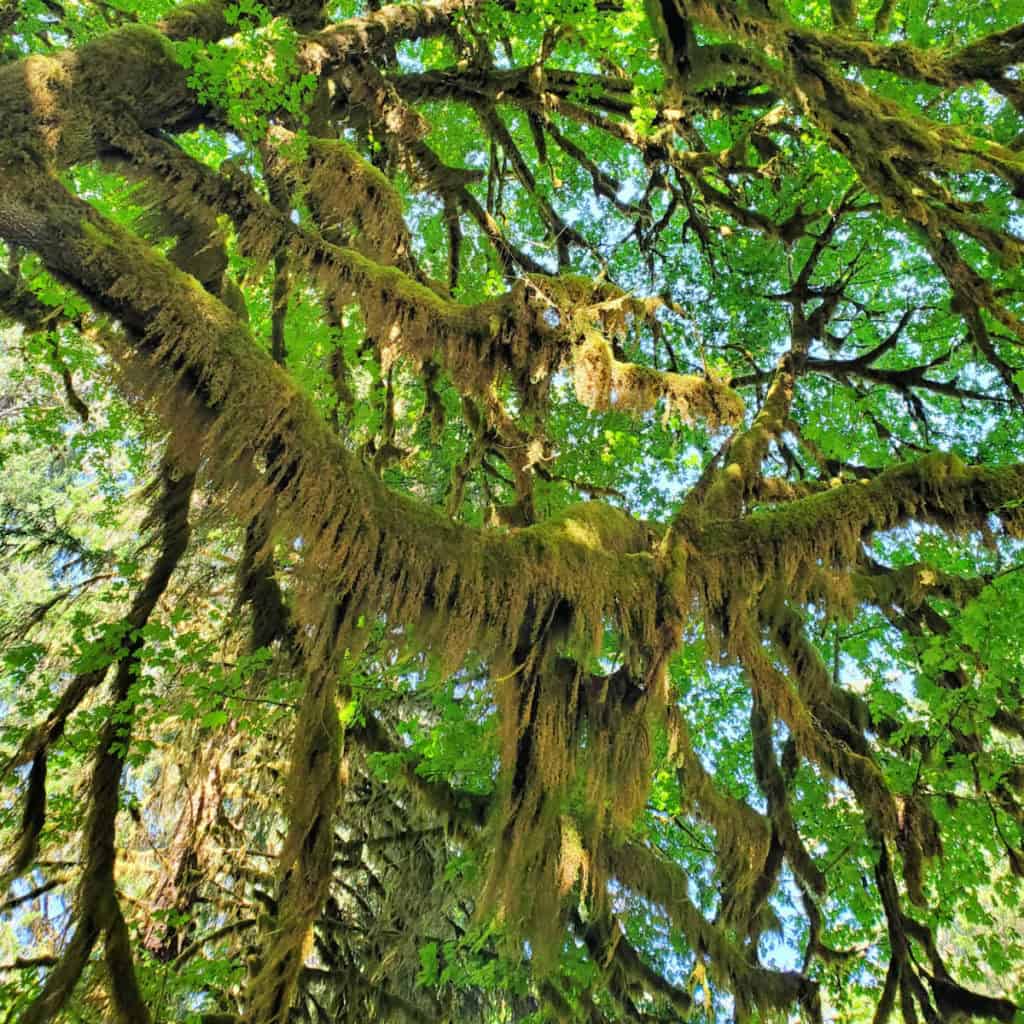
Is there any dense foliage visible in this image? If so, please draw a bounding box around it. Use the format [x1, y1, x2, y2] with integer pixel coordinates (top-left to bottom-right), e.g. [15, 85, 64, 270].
[3, 0, 1024, 1020]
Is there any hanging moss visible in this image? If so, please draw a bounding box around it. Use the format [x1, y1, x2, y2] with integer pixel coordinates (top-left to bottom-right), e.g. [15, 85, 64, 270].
[673, 0, 1024, 362]
[1, 181, 670, 946]
[5, 10, 1024, 1017]
[572, 329, 743, 425]
[267, 130, 412, 267]
[690, 453, 1024, 636]
[666, 707, 774, 909]
[99, 122, 747, 436]
[245, 666, 341, 1024]
[482, 656, 665, 967]
[608, 840, 821, 1020]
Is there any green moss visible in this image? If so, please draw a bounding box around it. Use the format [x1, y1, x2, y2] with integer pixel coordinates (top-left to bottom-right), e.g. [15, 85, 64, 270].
[74, 24, 193, 131]
[158, 1, 236, 42]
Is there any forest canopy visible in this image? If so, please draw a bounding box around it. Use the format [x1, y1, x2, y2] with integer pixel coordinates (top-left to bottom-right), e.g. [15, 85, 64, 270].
[3, 0, 1024, 1020]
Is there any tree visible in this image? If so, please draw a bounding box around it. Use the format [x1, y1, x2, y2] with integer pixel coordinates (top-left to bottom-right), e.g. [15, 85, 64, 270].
[2, 0, 1024, 1019]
